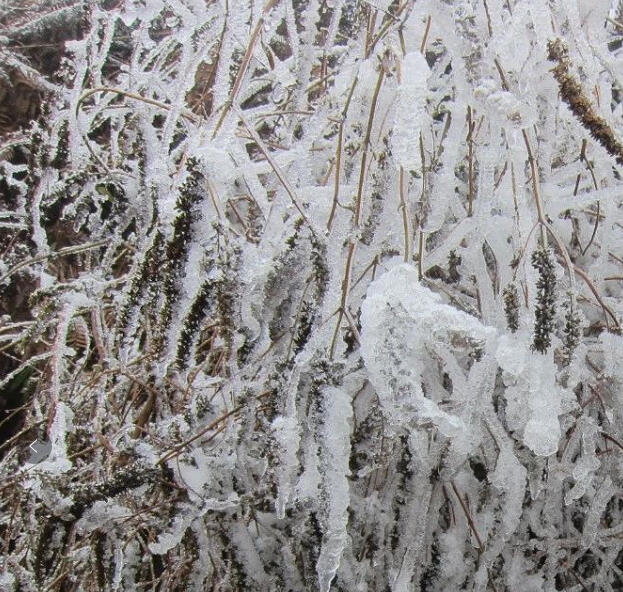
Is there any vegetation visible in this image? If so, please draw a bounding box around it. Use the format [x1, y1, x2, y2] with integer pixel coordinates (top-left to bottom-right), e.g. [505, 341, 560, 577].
[2, 1, 623, 590]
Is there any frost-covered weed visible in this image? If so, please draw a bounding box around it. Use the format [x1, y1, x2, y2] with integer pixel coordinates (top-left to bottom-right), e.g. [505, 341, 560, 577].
[2, 1, 623, 591]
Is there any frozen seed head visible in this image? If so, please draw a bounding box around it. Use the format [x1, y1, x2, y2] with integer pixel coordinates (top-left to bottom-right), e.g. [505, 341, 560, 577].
[503, 283, 519, 332]
[561, 296, 581, 366]
[531, 247, 557, 354]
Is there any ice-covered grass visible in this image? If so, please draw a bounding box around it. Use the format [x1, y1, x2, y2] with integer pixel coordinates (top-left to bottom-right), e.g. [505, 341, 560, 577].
[2, 0, 623, 590]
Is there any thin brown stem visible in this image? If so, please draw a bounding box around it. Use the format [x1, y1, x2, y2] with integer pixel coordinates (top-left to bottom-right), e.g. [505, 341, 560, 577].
[451, 480, 485, 552]
[567, 565, 591, 592]
[581, 201, 600, 256]
[417, 231, 424, 280]
[467, 106, 475, 217]
[399, 167, 410, 262]
[494, 59, 510, 91]
[157, 405, 243, 466]
[573, 264, 619, 328]
[607, 17, 623, 31]
[601, 431, 623, 453]
[327, 76, 358, 231]
[366, 1, 410, 58]
[212, 0, 279, 138]
[0, 240, 108, 286]
[522, 129, 545, 227]
[77, 87, 199, 123]
[330, 62, 385, 357]
[329, 308, 345, 360]
[351, 255, 379, 291]
[419, 15, 432, 54]
[483, 0, 493, 36]
[236, 108, 316, 233]
[354, 64, 385, 227]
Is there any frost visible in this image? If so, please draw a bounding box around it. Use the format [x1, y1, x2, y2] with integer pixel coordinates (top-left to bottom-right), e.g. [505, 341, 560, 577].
[0, 571, 16, 592]
[272, 414, 301, 517]
[508, 551, 545, 592]
[76, 501, 132, 534]
[35, 402, 74, 475]
[600, 331, 623, 406]
[582, 476, 616, 549]
[294, 439, 321, 501]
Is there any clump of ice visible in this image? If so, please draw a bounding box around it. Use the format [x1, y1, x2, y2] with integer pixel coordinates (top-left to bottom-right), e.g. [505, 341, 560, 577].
[362, 264, 565, 458]
[498, 338, 565, 457]
[473, 78, 528, 126]
[496, 333, 527, 376]
[360, 264, 494, 446]
[565, 417, 600, 504]
[522, 352, 565, 456]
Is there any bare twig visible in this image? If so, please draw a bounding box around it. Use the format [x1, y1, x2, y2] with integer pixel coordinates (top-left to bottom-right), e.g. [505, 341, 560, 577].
[211, 0, 279, 137]
[236, 108, 317, 235]
[451, 480, 485, 552]
[467, 106, 475, 217]
[327, 76, 358, 231]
